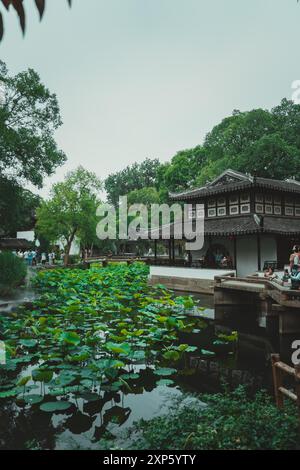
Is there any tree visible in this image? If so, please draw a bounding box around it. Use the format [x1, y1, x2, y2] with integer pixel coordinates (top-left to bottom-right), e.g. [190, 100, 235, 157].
[105, 158, 161, 206]
[237, 134, 300, 179]
[36, 167, 102, 265]
[0, 0, 72, 41]
[0, 60, 66, 187]
[127, 187, 161, 207]
[156, 146, 207, 194]
[0, 177, 41, 236]
[196, 99, 300, 184]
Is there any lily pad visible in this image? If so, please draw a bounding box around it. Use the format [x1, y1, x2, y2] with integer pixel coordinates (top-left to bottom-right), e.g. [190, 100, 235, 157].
[60, 331, 81, 346]
[153, 368, 177, 376]
[40, 401, 72, 413]
[23, 394, 44, 405]
[156, 379, 174, 386]
[20, 339, 38, 348]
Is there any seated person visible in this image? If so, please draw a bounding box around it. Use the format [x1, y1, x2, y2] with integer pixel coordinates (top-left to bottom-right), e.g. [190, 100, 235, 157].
[275, 269, 291, 287]
[214, 249, 223, 267]
[282, 269, 290, 282]
[264, 267, 277, 280]
[290, 270, 300, 290]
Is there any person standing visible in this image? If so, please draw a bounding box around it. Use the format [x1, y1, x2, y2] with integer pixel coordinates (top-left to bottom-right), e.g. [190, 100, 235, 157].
[41, 252, 47, 265]
[27, 250, 34, 266]
[32, 250, 37, 266]
[24, 250, 29, 265]
[290, 245, 300, 276]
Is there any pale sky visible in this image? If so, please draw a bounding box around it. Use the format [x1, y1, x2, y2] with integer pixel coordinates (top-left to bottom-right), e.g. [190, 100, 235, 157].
[1, 0, 300, 197]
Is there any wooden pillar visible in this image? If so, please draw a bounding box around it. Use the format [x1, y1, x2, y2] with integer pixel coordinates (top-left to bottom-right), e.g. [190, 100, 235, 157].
[172, 238, 175, 262]
[271, 354, 284, 409]
[257, 233, 261, 271]
[154, 239, 157, 265]
[233, 237, 237, 270]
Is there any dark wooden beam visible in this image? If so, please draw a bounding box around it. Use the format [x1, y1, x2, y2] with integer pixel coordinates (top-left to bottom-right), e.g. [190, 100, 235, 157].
[257, 233, 261, 271]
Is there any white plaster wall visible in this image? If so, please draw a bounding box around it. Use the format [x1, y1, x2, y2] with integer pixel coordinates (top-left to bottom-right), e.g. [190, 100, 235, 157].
[17, 231, 35, 242]
[260, 235, 277, 269]
[236, 236, 258, 277]
[57, 237, 81, 255]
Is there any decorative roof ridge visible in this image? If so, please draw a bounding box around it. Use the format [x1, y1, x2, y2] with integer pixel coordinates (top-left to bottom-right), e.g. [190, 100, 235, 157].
[206, 168, 252, 187]
[169, 169, 251, 199]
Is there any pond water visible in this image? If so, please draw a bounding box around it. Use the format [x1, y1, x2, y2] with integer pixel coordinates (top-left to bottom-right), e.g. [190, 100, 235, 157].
[0, 268, 36, 314]
[0, 266, 271, 450]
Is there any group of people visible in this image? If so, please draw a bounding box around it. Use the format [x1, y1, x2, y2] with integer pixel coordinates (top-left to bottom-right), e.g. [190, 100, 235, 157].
[12, 249, 57, 266]
[264, 245, 300, 289]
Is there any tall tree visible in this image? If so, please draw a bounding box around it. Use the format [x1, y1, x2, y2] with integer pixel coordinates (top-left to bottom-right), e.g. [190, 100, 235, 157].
[105, 158, 161, 206]
[0, 178, 41, 236]
[0, 60, 66, 187]
[36, 167, 102, 265]
[156, 146, 207, 194]
[196, 99, 300, 184]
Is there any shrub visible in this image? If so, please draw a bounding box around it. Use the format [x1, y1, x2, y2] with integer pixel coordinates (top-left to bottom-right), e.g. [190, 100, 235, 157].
[0, 252, 27, 296]
[68, 255, 80, 265]
[124, 387, 300, 450]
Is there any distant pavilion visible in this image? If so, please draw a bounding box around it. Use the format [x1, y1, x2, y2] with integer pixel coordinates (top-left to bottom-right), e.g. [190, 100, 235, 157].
[151, 169, 300, 277]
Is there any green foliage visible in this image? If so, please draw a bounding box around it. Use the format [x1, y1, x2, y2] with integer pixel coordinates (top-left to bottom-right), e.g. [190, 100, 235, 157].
[127, 187, 161, 206]
[0, 60, 66, 188]
[197, 99, 300, 184]
[0, 263, 227, 424]
[127, 387, 300, 450]
[157, 146, 208, 194]
[104, 99, 300, 205]
[36, 166, 102, 261]
[105, 158, 161, 206]
[0, 178, 41, 236]
[0, 251, 27, 295]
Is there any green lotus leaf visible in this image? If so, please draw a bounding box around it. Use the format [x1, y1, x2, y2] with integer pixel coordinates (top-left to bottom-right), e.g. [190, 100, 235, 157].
[156, 379, 174, 386]
[105, 342, 131, 355]
[40, 401, 72, 413]
[60, 331, 81, 346]
[153, 368, 177, 376]
[163, 351, 180, 361]
[23, 394, 44, 405]
[32, 369, 53, 383]
[20, 339, 38, 348]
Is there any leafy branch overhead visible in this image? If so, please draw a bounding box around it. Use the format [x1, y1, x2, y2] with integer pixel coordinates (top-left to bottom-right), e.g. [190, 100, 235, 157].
[0, 0, 72, 40]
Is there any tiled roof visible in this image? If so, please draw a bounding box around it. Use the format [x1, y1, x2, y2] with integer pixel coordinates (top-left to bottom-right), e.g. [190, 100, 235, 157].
[263, 216, 300, 235]
[141, 215, 300, 238]
[0, 238, 31, 249]
[169, 170, 300, 200]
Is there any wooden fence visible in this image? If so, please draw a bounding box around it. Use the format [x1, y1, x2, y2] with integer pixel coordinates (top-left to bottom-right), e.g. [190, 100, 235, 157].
[271, 354, 300, 420]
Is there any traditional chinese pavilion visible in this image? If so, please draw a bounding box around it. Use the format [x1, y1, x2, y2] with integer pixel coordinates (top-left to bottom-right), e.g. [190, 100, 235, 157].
[167, 169, 300, 276]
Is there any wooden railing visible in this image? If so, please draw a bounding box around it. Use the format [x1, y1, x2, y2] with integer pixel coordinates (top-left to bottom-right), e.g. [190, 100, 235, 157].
[271, 354, 300, 420]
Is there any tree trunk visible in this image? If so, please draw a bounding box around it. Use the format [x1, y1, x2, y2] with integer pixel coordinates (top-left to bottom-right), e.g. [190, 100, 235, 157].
[64, 230, 77, 266]
[64, 245, 71, 266]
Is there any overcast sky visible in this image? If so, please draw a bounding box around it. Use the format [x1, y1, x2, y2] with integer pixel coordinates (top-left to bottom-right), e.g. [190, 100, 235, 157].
[1, 0, 300, 197]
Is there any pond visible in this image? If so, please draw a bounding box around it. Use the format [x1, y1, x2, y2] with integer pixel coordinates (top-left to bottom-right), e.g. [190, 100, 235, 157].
[0, 263, 252, 450]
[0, 268, 36, 314]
